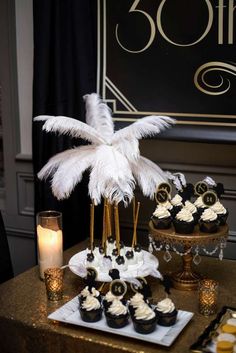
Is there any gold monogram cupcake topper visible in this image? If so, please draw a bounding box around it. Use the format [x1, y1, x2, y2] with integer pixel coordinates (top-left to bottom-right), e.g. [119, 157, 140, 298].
[194, 181, 208, 196]
[157, 182, 172, 195]
[155, 189, 169, 204]
[110, 279, 127, 297]
[130, 277, 147, 293]
[202, 191, 218, 207]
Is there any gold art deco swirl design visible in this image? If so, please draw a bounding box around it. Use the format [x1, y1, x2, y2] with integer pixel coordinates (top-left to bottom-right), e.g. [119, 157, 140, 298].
[194, 61, 236, 95]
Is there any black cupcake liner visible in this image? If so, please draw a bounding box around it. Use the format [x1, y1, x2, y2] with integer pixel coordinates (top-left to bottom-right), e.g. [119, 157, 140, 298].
[132, 316, 157, 334]
[155, 309, 178, 327]
[199, 220, 219, 233]
[105, 312, 129, 329]
[173, 219, 195, 234]
[79, 307, 102, 322]
[151, 216, 172, 229]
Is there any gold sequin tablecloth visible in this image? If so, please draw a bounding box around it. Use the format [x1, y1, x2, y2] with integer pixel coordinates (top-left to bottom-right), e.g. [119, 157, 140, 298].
[0, 240, 236, 353]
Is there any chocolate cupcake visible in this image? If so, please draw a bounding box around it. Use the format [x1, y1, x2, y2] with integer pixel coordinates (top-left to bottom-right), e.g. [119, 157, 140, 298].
[173, 208, 195, 234]
[170, 194, 183, 217]
[151, 205, 172, 229]
[210, 201, 228, 225]
[105, 298, 129, 328]
[79, 294, 102, 322]
[154, 298, 177, 327]
[199, 208, 219, 233]
[132, 303, 156, 334]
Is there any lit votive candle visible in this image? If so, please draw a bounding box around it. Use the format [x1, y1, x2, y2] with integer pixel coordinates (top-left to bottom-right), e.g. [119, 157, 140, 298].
[44, 267, 63, 301]
[37, 211, 63, 279]
[198, 279, 218, 316]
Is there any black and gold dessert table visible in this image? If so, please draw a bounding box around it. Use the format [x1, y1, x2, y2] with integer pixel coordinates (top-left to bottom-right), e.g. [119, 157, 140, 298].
[0, 238, 235, 353]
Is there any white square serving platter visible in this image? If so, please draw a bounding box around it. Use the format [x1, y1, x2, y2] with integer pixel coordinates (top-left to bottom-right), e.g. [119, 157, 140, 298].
[48, 296, 194, 347]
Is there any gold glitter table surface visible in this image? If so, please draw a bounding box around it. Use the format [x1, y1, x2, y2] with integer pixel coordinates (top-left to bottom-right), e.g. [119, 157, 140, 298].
[0, 240, 236, 353]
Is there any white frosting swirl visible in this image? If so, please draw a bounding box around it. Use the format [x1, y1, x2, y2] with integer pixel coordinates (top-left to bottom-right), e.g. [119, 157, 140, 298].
[184, 201, 197, 214]
[194, 196, 205, 208]
[80, 286, 99, 298]
[162, 201, 173, 211]
[155, 298, 175, 314]
[91, 287, 100, 297]
[134, 303, 155, 321]
[104, 291, 122, 303]
[130, 293, 145, 308]
[81, 295, 101, 311]
[80, 286, 90, 298]
[176, 208, 193, 222]
[200, 208, 218, 221]
[171, 194, 183, 206]
[153, 205, 170, 219]
[107, 299, 128, 316]
[210, 201, 227, 215]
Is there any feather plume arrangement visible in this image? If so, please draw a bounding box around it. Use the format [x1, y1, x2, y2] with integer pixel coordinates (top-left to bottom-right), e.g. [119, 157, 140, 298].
[34, 93, 175, 205]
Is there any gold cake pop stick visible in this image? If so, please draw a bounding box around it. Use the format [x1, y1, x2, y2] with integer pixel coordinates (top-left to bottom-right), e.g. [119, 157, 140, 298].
[114, 204, 120, 255]
[132, 196, 136, 224]
[106, 202, 112, 236]
[90, 202, 95, 252]
[132, 201, 140, 248]
[102, 198, 107, 247]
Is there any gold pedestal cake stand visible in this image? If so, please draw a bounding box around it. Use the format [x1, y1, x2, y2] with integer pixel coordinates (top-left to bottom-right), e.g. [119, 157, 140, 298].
[149, 221, 228, 291]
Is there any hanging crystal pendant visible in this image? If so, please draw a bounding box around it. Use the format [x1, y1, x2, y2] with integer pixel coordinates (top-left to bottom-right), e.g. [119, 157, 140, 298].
[148, 235, 153, 253]
[163, 250, 172, 262]
[219, 248, 223, 261]
[193, 253, 201, 265]
[148, 242, 153, 253]
[193, 246, 201, 265]
[163, 244, 172, 262]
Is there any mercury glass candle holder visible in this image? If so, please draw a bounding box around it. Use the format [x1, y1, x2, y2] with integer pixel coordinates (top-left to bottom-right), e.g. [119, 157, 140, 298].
[37, 211, 63, 279]
[44, 267, 63, 301]
[198, 279, 218, 316]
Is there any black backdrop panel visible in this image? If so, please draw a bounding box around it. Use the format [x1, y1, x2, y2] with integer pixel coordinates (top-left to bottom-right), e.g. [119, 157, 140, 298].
[97, 0, 236, 141]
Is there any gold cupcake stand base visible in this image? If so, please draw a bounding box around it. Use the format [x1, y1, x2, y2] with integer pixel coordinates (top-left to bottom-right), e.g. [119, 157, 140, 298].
[149, 222, 229, 291]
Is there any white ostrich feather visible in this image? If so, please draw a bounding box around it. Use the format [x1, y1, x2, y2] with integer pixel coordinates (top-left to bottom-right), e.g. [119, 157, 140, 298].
[34, 95, 175, 205]
[131, 156, 167, 198]
[34, 115, 106, 145]
[37, 147, 87, 180]
[83, 93, 114, 142]
[88, 145, 135, 205]
[173, 172, 186, 187]
[166, 171, 182, 191]
[112, 115, 175, 161]
[166, 171, 186, 191]
[113, 115, 175, 140]
[113, 137, 140, 162]
[203, 176, 216, 186]
[50, 145, 96, 200]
